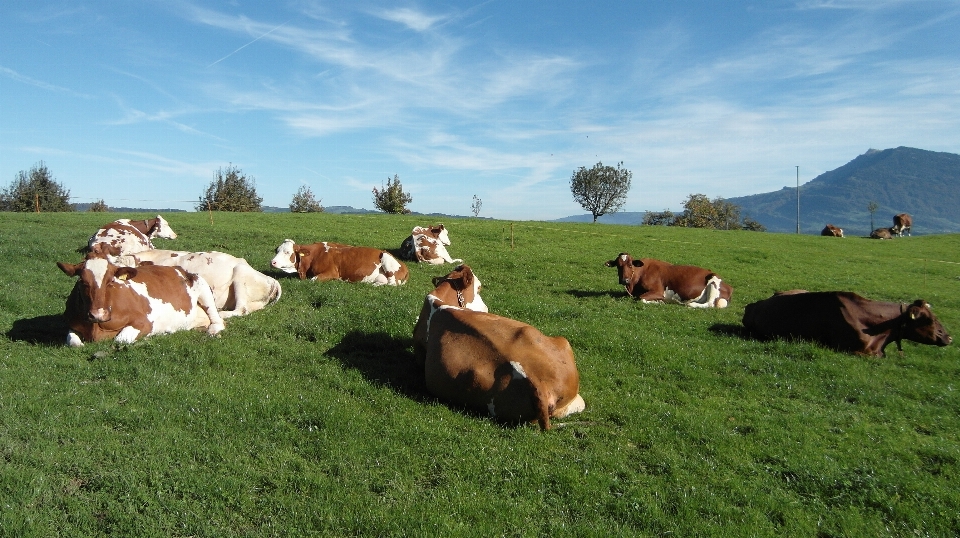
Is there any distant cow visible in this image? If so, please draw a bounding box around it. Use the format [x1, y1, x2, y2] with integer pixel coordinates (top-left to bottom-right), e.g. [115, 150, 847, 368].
[270, 239, 408, 286]
[742, 290, 952, 356]
[57, 248, 224, 347]
[892, 213, 912, 236]
[605, 253, 732, 308]
[86, 215, 177, 256]
[821, 224, 844, 237]
[413, 265, 584, 430]
[870, 227, 895, 239]
[120, 250, 281, 318]
[401, 224, 462, 264]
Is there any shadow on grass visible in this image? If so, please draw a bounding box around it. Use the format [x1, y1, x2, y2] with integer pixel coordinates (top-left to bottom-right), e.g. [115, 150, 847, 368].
[326, 330, 429, 401]
[7, 314, 68, 345]
[565, 289, 625, 300]
[708, 323, 752, 340]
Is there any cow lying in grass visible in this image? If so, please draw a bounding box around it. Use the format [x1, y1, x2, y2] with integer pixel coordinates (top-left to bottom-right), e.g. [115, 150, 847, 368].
[413, 265, 584, 430]
[605, 252, 732, 308]
[271, 239, 408, 286]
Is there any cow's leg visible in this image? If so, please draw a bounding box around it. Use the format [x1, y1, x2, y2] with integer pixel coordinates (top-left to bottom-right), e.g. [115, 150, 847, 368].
[194, 281, 226, 335]
[684, 277, 722, 308]
[67, 331, 84, 347]
[115, 326, 141, 344]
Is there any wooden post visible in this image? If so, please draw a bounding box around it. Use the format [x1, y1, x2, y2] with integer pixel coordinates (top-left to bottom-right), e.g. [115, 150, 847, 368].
[35, 192, 40, 213]
[207, 199, 214, 226]
[510, 223, 514, 250]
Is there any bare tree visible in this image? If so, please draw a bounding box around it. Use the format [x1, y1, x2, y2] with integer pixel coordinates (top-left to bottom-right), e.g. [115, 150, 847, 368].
[471, 194, 482, 217]
[570, 161, 632, 223]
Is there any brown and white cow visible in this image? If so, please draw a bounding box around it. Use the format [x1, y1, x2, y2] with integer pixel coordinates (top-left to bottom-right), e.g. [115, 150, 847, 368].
[742, 290, 952, 356]
[119, 250, 281, 318]
[605, 253, 732, 308]
[892, 213, 912, 236]
[86, 215, 177, 256]
[413, 265, 584, 430]
[57, 249, 224, 347]
[821, 224, 844, 237]
[270, 239, 408, 286]
[400, 224, 462, 265]
[870, 227, 895, 239]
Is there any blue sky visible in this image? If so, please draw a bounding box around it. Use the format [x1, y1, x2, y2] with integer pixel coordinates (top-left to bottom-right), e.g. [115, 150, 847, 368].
[2, 1, 959, 220]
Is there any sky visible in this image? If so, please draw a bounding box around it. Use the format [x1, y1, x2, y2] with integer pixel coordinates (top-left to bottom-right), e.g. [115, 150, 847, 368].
[2, 1, 960, 220]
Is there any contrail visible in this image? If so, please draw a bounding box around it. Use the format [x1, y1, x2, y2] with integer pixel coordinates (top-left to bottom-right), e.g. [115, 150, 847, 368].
[207, 18, 292, 68]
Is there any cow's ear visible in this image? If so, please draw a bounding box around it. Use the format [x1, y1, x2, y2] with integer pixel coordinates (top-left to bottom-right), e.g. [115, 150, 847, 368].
[115, 267, 137, 281]
[57, 262, 80, 277]
[604, 260, 616, 267]
[906, 300, 927, 320]
[632, 259, 644, 267]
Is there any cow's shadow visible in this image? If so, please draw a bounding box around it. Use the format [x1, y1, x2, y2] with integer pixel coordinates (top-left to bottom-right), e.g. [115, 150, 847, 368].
[565, 289, 624, 300]
[325, 331, 429, 400]
[6, 314, 68, 345]
[708, 323, 752, 340]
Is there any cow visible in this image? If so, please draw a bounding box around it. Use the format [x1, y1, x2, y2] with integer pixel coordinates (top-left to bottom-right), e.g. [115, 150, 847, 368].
[870, 227, 895, 239]
[57, 248, 225, 347]
[400, 224, 462, 264]
[270, 239, 408, 286]
[742, 290, 952, 357]
[85, 216, 177, 256]
[821, 224, 844, 237]
[413, 265, 584, 430]
[892, 213, 912, 236]
[604, 253, 732, 308]
[117, 250, 281, 318]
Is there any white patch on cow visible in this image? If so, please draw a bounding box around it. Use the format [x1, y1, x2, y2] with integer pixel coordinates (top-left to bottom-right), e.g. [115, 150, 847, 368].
[555, 394, 586, 418]
[509, 361, 528, 380]
[487, 399, 497, 417]
[662, 288, 684, 304]
[684, 276, 722, 308]
[67, 332, 83, 347]
[116, 326, 141, 344]
[86, 258, 110, 287]
[270, 239, 298, 273]
[435, 227, 451, 246]
[619, 254, 629, 262]
[465, 274, 489, 312]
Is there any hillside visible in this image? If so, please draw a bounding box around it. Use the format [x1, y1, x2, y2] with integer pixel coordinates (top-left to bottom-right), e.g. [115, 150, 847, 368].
[728, 147, 960, 235]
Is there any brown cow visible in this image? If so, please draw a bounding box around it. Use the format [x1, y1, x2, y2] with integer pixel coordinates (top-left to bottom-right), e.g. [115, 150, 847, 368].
[605, 253, 732, 308]
[742, 290, 952, 356]
[57, 248, 224, 347]
[85, 215, 177, 255]
[400, 224, 461, 264]
[821, 224, 844, 237]
[270, 239, 408, 286]
[892, 213, 912, 236]
[870, 227, 895, 239]
[413, 265, 584, 430]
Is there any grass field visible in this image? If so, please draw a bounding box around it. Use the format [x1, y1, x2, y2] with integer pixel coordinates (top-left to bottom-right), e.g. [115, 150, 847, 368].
[1, 211, 958, 537]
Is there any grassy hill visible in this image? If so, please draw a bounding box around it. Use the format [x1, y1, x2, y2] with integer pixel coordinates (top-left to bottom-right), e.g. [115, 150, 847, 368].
[1, 212, 958, 536]
[728, 147, 960, 235]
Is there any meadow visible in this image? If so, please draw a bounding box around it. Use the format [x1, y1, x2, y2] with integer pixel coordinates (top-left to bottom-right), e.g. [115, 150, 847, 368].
[0, 211, 957, 537]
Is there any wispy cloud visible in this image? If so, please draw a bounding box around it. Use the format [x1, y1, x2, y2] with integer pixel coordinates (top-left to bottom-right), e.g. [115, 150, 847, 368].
[373, 7, 448, 31]
[0, 66, 93, 98]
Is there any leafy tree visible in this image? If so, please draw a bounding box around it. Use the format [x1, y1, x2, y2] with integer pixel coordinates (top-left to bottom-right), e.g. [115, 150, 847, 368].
[88, 199, 109, 212]
[372, 174, 412, 214]
[570, 161, 632, 223]
[642, 209, 675, 226]
[290, 185, 324, 213]
[643, 193, 764, 231]
[0, 161, 74, 212]
[741, 216, 767, 232]
[471, 194, 482, 217]
[196, 165, 263, 212]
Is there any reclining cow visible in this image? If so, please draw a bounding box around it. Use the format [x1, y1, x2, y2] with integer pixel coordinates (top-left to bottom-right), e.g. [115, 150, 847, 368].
[821, 224, 844, 237]
[413, 265, 584, 430]
[118, 250, 281, 318]
[400, 224, 462, 264]
[870, 227, 895, 239]
[85, 215, 177, 255]
[57, 247, 224, 347]
[605, 253, 732, 308]
[742, 290, 952, 356]
[271, 239, 408, 286]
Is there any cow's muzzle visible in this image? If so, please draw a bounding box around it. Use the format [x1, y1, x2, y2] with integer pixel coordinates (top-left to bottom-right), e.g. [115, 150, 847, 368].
[88, 307, 112, 323]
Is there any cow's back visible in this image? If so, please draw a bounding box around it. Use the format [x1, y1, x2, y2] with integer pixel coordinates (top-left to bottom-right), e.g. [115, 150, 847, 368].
[742, 291, 866, 351]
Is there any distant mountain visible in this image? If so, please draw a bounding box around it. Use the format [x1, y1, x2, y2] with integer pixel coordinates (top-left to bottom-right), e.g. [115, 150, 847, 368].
[727, 147, 960, 235]
[552, 212, 647, 225]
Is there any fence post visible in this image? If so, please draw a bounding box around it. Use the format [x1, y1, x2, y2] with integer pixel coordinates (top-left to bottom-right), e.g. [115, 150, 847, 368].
[511, 223, 514, 250]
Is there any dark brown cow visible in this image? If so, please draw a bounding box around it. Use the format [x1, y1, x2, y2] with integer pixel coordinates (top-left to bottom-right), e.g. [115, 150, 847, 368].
[57, 248, 224, 347]
[413, 265, 584, 430]
[270, 239, 408, 286]
[821, 224, 844, 237]
[870, 227, 895, 239]
[605, 253, 732, 308]
[742, 290, 952, 356]
[892, 213, 912, 236]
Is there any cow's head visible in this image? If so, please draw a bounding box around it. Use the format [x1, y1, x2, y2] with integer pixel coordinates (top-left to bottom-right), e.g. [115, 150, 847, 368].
[605, 252, 642, 286]
[430, 224, 451, 245]
[58, 255, 138, 323]
[270, 239, 299, 273]
[150, 215, 178, 240]
[430, 264, 487, 312]
[901, 300, 952, 347]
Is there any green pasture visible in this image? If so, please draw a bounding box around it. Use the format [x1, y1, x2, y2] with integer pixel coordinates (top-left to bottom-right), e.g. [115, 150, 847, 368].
[0, 211, 958, 537]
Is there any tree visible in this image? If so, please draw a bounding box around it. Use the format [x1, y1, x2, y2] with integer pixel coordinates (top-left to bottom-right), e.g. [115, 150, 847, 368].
[570, 161, 632, 223]
[0, 161, 74, 212]
[88, 199, 109, 212]
[471, 194, 482, 217]
[642, 193, 764, 231]
[196, 165, 263, 212]
[372, 174, 412, 214]
[867, 200, 879, 231]
[642, 209, 675, 226]
[290, 185, 324, 213]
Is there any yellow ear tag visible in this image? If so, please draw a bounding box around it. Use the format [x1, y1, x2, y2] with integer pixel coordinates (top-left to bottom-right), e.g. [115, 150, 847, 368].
[118, 274, 128, 281]
[910, 312, 917, 320]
